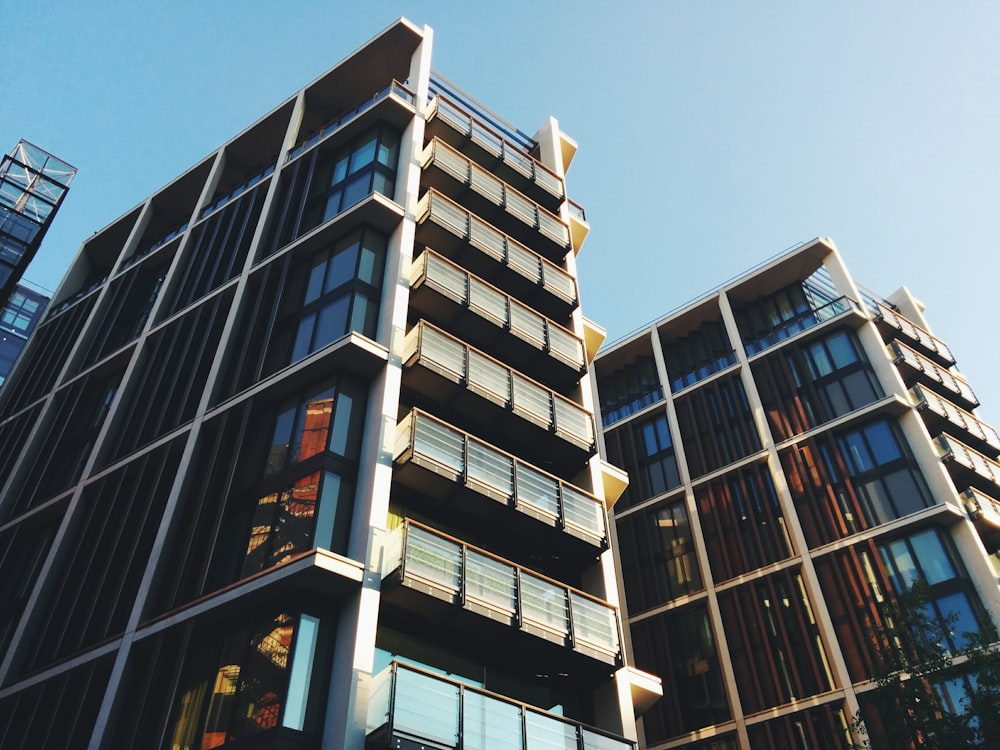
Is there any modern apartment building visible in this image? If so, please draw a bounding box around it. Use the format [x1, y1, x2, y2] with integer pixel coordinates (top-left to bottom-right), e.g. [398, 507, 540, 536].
[0, 141, 76, 306]
[595, 238, 1000, 749]
[0, 283, 49, 387]
[0, 19, 656, 750]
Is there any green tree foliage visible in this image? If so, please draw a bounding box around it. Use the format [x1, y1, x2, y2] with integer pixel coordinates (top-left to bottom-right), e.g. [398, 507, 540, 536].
[852, 580, 1000, 749]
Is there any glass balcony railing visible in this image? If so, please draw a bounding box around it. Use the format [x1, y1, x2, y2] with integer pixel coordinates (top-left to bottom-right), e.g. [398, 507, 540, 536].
[600, 388, 664, 428]
[367, 662, 635, 750]
[416, 190, 577, 309]
[411, 251, 586, 374]
[381, 521, 621, 663]
[428, 94, 565, 203]
[395, 409, 607, 547]
[935, 434, 1000, 490]
[287, 80, 415, 161]
[403, 322, 594, 452]
[873, 300, 955, 366]
[889, 341, 979, 409]
[668, 350, 738, 393]
[910, 385, 1000, 454]
[197, 164, 275, 221]
[422, 139, 571, 254]
[961, 487, 1000, 530]
[743, 295, 859, 355]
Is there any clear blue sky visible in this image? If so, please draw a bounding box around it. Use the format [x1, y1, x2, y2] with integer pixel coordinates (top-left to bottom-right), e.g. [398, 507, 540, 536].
[2, 1, 998, 424]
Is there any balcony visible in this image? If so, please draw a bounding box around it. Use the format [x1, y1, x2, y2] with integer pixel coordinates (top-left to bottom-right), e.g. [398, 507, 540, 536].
[378, 521, 622, 674]
[873, 300, 955, 367]
[401, 322, 595, 472]
[961, 487, 1000, 553]
[668, 350, 738, 394]
[366, 662, 635, 750]
[889, 341, 979, 411]
[394, 409, 607, 565]
[415, 190, 577, 320]
[410, 250, 585, 389]
[910, 384, 1000, 457]
[935, 434, 1000, 494]
[425, 94, 566, 210]
[743, 295, 862, 356]
[421, 139, 572, 261]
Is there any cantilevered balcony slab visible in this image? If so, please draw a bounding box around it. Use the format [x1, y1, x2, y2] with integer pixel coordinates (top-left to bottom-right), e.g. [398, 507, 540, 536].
[420, 139, 572, 262]
[425, 95, 566, 211]
[409, 250, 585, 390]
[961, 487, 1000, 553]
[935, 434, 1000, 495]
[911, 384, 1000, 458]
[873, 300, 955, 368]
[393, 409, 607, 568]
[890, 341, 979, 412]
[377, 522, 623, 679]
[401, 322, 596, 473]
[415, 190, 578, 320]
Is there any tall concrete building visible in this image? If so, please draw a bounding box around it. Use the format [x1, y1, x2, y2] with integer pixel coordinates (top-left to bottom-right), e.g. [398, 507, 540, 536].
[0, 19, 656, 749]
[595, 238, 1000, 749]
[0, 141, 76, 305]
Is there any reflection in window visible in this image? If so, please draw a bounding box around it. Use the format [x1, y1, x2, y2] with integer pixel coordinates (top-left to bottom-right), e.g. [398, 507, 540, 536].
[879, 528, 982, 652]
[631, 605, 730, 742]
[267, 227, 386, 373]
[166, 611, 327, 749]
[637, 415, 681, 499]
[837, 418, 930, 524]
[618, 499, 702, 612]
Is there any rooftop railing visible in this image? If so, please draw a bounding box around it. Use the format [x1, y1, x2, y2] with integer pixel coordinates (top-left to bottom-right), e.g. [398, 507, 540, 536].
[367, 661, 635, 750]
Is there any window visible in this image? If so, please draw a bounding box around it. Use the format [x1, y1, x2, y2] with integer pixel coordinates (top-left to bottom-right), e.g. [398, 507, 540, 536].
[1, 291, 42, 334]
[166, 610, 330, 749]
[637, 414, 681, 498]
[618, 498, 702, 611]
[879, 528, 982, 653]
[597, 355, 663, 427]
[837, 418, 931, 524]
[267, 228, 386, 373]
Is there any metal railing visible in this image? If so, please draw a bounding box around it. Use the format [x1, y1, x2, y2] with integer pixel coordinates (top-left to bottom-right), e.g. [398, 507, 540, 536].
[910, 385, 1000, 453]
[873, 299, 955, 365]
[412, 251, 584, 371]
[367, 661, 634, 750]
[417, 190, 577, 307]
[936, 434, 1000, 488]
[382, 521, 620, 662]
[890, 340, 978, 408]
[403, 322, 594, 451]
[669, 350, 738, 393]
[395, 409, 606, 545]
[743, 296, 859, 356]
[287, 80, 415, 161]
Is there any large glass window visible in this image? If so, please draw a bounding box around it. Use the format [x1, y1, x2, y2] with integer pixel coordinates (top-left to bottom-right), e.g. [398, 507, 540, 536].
[637, 415, 681, 499]
[267, 227, 386, 373]
[300, 126, 399, 233]
[837, 418, 931, 524]
[617, 498, 702, 611]
[879, 528, 982, 652]
[166, 610, 330, 749]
